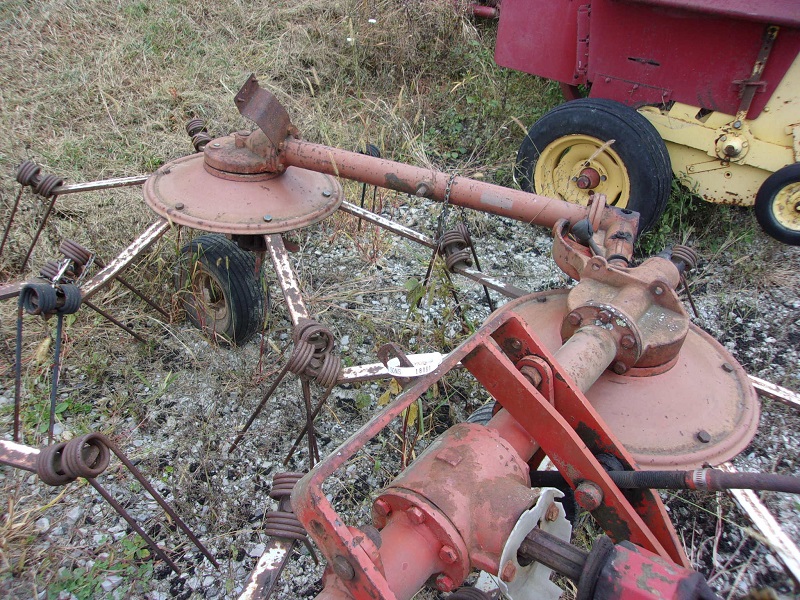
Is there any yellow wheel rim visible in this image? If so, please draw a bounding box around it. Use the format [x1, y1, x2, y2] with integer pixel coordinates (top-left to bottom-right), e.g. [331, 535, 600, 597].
[772, 181, 800, 231]
[534, 134, 631, 207]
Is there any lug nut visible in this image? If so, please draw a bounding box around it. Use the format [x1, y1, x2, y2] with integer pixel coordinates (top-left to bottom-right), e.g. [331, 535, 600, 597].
[620, 335, 635, 349]
[612, 361, 628, 374]
[439, 545, 457, 564]
[598, 310, 611, 324]
[435, 574, 456, 592]
[373, 498, 392, 519]
[407, 506, 425, 525]
[567, 311, 582, 327]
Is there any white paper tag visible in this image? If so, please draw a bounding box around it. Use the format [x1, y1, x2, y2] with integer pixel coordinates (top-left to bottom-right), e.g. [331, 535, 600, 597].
[385, 352, 444, 377]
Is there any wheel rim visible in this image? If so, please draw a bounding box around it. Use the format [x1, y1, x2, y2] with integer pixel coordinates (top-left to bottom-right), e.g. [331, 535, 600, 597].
[772, 181, 800, 232]
[190, 266, 231, 333]
[534, 134, 631, 207]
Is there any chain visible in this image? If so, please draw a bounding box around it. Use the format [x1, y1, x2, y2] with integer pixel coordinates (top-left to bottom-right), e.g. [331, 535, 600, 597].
[436, 172, 458, 242]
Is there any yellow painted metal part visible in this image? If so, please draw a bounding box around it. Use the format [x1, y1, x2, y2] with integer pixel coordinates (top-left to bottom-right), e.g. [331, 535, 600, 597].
[772, 181, 800, 230]
[534, 133, 631, 207]
[639, 54, 800, 206]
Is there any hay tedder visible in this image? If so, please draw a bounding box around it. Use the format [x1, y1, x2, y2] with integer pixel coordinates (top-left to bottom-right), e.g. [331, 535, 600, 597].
[2, 74, 800, 600]
[488, 0, 800, 245]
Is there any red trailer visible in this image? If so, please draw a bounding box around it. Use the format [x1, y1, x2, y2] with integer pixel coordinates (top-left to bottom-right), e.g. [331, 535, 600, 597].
[493, 0, 800, 243]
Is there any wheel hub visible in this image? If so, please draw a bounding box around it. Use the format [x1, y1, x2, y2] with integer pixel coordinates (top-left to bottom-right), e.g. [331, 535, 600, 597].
[535, 134, 630, 207]
[575, 167, 601, 190]
[773, 181, 800, 230]
[514, 290, 759, 469]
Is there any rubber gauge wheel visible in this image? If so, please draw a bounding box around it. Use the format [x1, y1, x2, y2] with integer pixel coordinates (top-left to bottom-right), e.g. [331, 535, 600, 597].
[175, 234, 264, 345]
[516, 98, 672, 234]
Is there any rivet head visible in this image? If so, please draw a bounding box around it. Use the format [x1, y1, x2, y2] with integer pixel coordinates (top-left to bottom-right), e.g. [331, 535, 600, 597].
[509, 338, 522, 351]
[263, 215, 273, 222]
[545, 502, 560, 522]
[620, 335, 636, 349]
[322, 189, 332, 197]
[653, 286, 664, 296]
[721, 362, 734, 373]
[175, 202, 185, 210]
[598, 310, 611, 324]
[611, 361, 628, 374]
[212, 142, 220, 148]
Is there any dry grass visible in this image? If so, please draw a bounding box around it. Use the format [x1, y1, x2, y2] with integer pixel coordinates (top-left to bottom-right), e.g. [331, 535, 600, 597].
[2, 1, 797, 599]
[0, 1, 555, 596]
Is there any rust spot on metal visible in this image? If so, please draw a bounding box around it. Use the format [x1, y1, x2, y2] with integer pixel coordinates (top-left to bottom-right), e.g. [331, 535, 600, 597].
[384, 172, 416, 195]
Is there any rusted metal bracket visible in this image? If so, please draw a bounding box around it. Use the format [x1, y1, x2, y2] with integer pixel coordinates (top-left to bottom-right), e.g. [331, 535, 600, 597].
[234, 74, 297, 152]
[734, 25, 779, 120]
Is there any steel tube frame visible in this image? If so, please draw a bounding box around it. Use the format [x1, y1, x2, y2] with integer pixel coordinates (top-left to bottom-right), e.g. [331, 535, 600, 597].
[80, 218, 171, 300]
[264, 234, 310, 325]
[284, 139, 595, 230]
[50, 175, 149, 196]
[0, 439, 39, 472]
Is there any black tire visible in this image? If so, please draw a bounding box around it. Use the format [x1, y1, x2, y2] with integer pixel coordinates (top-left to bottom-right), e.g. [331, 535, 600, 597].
[175, 234, 264, 345]
[466, 402, 496, 425]
[754, 163, 800, 246]
[515, 98, 672, 234]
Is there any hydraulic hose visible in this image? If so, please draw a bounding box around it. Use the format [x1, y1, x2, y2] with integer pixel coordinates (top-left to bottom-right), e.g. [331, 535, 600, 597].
[530, 468, 800, 494]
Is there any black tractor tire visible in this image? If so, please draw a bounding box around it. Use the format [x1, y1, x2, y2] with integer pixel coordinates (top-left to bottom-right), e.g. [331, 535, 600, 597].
[515, 98, 672, 235]
[754, 163, 800, 246]
[175, 234, 264, 345]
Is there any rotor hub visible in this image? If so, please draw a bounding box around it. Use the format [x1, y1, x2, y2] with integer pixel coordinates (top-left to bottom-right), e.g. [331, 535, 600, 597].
[143, 152, 342, 235]
[516, 290, 759, 469]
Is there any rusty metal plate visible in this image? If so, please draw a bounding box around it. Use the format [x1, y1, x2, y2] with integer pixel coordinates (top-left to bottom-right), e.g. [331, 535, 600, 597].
[514, 290, 759, 470]
[143, 154, 342, 234]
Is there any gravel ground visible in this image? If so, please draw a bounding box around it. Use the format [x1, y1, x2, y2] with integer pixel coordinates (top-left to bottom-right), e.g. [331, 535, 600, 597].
[1, 196, 799, 600]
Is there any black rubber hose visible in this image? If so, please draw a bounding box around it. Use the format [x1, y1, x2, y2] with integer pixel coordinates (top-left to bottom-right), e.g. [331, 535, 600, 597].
[532, 468, 800, 494]
[609, 470, 688, 491]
